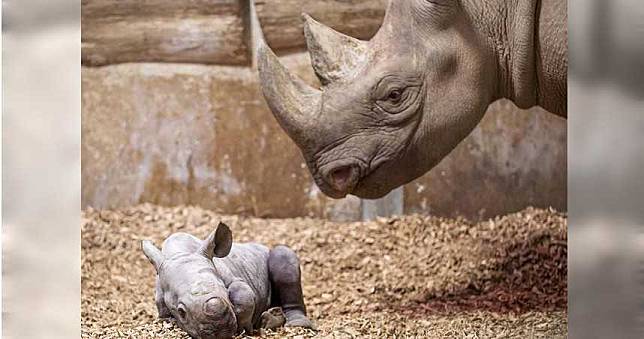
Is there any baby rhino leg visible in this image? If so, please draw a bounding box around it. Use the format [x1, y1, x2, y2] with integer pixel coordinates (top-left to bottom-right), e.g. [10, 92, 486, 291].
[268, 245, 314, 329]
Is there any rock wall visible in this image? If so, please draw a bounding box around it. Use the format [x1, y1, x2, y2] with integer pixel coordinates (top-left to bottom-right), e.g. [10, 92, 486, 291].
[81, 0, 567, 220]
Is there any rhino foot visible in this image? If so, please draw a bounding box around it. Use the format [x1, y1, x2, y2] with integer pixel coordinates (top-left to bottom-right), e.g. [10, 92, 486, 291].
[260, 307, 286, 330]
[284, 309, 316, 330]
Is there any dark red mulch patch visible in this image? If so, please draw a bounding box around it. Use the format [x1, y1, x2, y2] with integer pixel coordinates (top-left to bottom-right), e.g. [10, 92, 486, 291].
[396, 231, 567, 316]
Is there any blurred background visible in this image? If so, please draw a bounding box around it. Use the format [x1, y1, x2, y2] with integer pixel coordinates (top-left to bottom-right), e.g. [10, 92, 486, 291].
[81, 0, 566, 222]
[568, 0, 644, 338]
[3, 0, 81, 337]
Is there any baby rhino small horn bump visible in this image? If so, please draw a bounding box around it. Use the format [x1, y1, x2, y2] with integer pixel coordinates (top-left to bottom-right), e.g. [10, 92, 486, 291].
[203, 297, 226, 317]
[302, 13, 368, 85]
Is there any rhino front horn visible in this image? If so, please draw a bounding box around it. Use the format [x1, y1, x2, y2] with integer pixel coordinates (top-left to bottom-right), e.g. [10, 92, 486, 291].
[257, 40, 322, 147]
[303, 13, 368, 85]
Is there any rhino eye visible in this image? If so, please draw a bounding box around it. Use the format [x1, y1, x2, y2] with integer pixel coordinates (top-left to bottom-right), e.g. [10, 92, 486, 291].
[387, 89, 403, 103]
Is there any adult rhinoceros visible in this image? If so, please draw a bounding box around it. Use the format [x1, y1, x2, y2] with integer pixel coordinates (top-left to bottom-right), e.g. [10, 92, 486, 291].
[258, 0, 567, 199]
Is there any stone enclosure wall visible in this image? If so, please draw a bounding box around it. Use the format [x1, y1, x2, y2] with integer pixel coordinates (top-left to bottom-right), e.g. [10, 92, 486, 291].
[81, 0, 567, 221]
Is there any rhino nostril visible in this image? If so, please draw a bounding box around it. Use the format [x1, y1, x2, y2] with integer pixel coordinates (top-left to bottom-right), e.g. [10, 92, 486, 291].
[328, 165, 357, 192]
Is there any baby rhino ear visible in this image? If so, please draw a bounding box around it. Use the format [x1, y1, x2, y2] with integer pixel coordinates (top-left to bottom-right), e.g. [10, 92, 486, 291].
[141, 240, 165, 273]
[200, 222, 233, 259]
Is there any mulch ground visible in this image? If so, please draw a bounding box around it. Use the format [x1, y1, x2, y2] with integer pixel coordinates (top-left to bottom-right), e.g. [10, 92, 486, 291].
[81, 204, 567, 338]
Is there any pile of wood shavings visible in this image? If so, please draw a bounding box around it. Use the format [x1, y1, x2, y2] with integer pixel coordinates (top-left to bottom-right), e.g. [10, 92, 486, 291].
[82, 204, 567, 338]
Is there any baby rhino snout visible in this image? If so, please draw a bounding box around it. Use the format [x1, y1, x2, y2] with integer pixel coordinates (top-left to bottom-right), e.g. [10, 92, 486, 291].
[199, 297, 237, 339]
[203, 297, 227, 317]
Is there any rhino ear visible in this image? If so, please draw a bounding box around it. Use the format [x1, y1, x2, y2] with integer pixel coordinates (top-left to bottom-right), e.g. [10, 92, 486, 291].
[303, 13, 368, 85]
[141, 240, 165, 273]
[200, 222, 233, 259]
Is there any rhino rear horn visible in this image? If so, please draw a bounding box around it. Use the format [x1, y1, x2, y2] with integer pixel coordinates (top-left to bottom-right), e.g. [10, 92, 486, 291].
[303, 13, 368, 85]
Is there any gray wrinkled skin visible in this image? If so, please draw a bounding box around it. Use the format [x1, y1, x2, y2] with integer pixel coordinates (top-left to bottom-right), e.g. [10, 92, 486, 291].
[257, 0, 567, 199]
[141, 223, 313, 339]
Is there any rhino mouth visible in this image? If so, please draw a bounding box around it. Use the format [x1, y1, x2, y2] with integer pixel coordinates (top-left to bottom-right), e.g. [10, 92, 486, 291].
[351, 157, 392, 197]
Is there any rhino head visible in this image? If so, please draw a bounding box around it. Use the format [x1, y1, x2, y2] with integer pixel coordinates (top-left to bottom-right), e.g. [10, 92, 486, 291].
[141, 223, 237, 339]
[258, 1, 496, 199]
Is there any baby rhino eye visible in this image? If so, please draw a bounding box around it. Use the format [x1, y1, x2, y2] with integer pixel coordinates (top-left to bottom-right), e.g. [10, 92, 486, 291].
[177, 304, 187, 320]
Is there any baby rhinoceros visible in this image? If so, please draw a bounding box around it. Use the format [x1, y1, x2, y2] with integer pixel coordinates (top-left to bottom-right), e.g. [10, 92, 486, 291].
[141, 222, 314, 339]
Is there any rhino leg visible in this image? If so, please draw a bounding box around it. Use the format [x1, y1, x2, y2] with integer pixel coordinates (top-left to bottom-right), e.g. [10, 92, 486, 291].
[268, 245, 314, 329]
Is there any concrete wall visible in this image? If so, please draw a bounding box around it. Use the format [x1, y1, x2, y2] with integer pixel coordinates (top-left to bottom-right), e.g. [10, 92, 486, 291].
[81, 0, 567, 220]
[405, 101, 566, 219]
